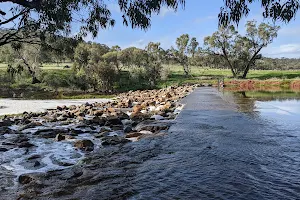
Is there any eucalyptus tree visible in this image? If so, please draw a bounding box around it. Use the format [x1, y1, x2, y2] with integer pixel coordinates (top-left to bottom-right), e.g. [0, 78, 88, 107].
[188, 37, 199, 58]
[172, 34, 199, 76]
[102, 51, 120, 72]
[145, 42, 165, 85]
[0, 0, 185, 47]
[9, 43, 42, 83]
[219, 0, 300, 26]
[204, 20, 280, 78]
[172, 34, 190, 75]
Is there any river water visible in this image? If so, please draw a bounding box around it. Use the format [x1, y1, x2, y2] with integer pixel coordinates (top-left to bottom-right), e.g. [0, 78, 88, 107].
[128, 89, 300, 200]
[1, 88, 300, 199]
[0, 98, 111, 115]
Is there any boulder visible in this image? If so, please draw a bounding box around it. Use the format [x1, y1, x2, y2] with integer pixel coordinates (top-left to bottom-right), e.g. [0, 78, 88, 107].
[55, 134, 65, 141]
[125, 132, 143, 138]
[101, 136, 130, 146]
[74, 140, 94, 151]
[134, 120, 170, 133]
[18, 174, 34, 184]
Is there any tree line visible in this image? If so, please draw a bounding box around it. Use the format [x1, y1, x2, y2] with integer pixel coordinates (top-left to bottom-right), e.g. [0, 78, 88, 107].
[0, 20, 299, 92]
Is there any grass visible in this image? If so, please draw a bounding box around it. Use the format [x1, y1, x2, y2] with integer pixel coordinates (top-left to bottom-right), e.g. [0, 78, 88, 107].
[0, 62, 300, 99]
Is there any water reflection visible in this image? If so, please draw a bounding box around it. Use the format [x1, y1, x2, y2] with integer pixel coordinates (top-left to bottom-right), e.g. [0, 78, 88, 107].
[220, 88, 300, 131]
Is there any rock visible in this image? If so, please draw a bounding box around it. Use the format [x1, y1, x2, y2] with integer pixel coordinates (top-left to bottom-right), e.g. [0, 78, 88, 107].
[111, 125, 123, 131]
[150, 115, 164, 120]
[19, 121, 42, 131]
[34, 129, 67, 139]
[101, 136, 130, 146]
[18, 174, 34, 184]
[89, 116, 105, 125]
[0, 147, 8, 152]
[99, 126, 111, 133]
[134, 120, 170, 133]
[105, 116, 122, 126]
[125, 132, 143, 138]
[74, 140, 94, 151]
[123, 125, 132, 133]
[118, 112, 130, 120]
[34, 161, 41, 167]
[121, 119, 133, 126]
[0, 119, 13, 127]
[132, 105, 142, 113]
[18, 141, 35, 148]
[27, 155, 41, 160]
[55, 134, 65, 141]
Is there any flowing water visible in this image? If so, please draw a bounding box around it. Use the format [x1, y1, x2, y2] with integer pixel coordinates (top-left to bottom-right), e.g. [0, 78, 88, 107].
[128, 89, 300, 200]
[1, 88, 300, 199]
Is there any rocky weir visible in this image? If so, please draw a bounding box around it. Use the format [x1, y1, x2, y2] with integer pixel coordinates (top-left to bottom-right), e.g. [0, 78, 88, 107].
[0, 85, 197, 199]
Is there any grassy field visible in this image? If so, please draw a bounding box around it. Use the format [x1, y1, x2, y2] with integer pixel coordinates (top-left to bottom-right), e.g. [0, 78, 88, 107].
[0, 62, 299, 98]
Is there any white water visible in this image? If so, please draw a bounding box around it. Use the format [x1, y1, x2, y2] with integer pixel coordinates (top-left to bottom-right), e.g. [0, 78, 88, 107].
[0, 98, 111, 115]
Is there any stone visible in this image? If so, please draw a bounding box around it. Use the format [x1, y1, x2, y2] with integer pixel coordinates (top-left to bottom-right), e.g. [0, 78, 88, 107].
[123, 125, 132, 133]
[55, 134, 65, 141]
[18, 141, 35, 148]
[134, 120, 170, 133]
[27, 155, 41, 160]
[18, 174, 34, 184]
[74, 140, 94, 151]
[34, 161, 41, 167]
[150, 115, 164, 120]
[125, 132, 143, 138]
[132, 105, 142, 113]
[105, 116, 122, 126]
[99, 126, 111, 133]
[0, 147, 8, 152]
[101, 136, 130, 146]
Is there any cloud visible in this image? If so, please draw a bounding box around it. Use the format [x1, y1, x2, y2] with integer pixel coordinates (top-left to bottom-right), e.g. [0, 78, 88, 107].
[263, 44, 300, 58]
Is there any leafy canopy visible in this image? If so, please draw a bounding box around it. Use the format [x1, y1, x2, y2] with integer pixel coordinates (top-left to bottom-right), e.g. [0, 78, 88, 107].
[219, 0, 300, 26]
[0, 0, 185, 46]
[204, 20, 280, 78]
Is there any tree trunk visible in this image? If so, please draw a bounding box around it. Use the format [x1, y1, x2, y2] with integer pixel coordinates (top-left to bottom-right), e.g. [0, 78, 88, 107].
[242, 46, 263, 79]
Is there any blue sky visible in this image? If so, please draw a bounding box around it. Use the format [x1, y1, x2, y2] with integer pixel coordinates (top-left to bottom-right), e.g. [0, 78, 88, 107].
[87, 0, 300, 58]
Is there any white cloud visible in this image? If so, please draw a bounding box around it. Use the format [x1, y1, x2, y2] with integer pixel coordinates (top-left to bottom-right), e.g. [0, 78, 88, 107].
[262, 44, 300, 58]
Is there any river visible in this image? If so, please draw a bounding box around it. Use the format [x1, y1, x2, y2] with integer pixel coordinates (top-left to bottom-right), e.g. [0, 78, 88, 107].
[1, 88, 300, 199]
[0, 98, 111, 115]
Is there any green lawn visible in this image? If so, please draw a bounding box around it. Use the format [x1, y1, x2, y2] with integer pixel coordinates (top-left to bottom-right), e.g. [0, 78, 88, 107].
[166, 65, 300, 80]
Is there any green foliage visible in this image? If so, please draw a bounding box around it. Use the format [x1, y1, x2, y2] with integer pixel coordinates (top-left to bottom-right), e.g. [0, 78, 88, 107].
[204, 20, 280, 78]
[0, 0, 185, 46]
[219, 0, 300, 26]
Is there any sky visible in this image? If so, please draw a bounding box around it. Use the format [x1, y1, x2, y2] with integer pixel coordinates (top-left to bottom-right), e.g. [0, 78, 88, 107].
[1, 0, 300, 58]
[86, 0, 300, 58]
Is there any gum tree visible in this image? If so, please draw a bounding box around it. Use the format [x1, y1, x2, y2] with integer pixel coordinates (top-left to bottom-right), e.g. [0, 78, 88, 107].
[219, 0, 300, 26]
[0, 0, 185, 46]
[204, 20, 280, 78]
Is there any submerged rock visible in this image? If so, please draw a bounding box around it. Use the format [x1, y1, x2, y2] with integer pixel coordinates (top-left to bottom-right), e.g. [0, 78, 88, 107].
[74, 140, 94, 151]
[101, 136, 130, 146]
[18, 174, 34, 184]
